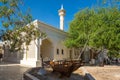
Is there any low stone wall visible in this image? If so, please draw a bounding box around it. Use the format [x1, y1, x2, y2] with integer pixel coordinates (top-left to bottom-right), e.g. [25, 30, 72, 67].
[23, 67, 95, 80]
[84, 73, 95, 80]
[23, 73, 39, 80]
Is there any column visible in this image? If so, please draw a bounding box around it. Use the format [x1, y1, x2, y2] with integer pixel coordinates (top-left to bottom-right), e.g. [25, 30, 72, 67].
[35, 38, 43, 67]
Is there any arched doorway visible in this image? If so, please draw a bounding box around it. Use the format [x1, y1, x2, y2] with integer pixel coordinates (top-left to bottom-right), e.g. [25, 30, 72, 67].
[41, 39, 53, 61]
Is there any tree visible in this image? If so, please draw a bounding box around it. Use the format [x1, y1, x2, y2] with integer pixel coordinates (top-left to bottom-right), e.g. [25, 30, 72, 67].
[90, 8, 120, 57]
[0, 0, 47, 68]
[0, 0, 45, 51]
[102, 0, 120, 8]
[65, 9, 94, 48]
[65, 8, 120, 58]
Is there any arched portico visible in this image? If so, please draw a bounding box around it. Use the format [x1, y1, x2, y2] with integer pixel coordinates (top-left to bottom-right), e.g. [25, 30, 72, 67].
[41, 39, 53, 61]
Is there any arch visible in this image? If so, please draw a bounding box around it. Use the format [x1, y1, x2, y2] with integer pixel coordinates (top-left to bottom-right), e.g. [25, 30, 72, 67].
[41, 38, 53, 61]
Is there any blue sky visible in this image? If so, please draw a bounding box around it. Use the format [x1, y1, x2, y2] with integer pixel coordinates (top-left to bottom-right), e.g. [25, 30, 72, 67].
[24, 0, 98, 31]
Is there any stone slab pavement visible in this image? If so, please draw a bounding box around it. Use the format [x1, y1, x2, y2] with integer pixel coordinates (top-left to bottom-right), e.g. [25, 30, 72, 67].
[84, 65, 120, 80]
[0, 62, 29, 80]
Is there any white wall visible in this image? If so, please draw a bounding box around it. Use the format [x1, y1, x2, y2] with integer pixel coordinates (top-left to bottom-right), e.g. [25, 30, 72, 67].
[26, 40, 36, 60]
[3, 20, 70, 67]
[36, 20, 69, 61]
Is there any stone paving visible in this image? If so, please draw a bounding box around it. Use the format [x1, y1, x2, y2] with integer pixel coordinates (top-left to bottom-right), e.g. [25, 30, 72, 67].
[2, 61, 119, 80]
[0, 62, 29, 80]
[0, 61, 85, 80]
[85, 65, 120, 80]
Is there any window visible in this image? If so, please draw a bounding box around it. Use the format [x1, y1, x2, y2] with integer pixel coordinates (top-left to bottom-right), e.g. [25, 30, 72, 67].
[57, 49, 59, 55]
[62, 49, 64, 55]
[69, 50, 72, 59]
[70, 50, 72, 54]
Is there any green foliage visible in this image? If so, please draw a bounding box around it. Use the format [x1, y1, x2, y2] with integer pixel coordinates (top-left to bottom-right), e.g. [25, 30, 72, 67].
[2, 24, 46, 51]
[65, 9, 95, 48]
[108, 50, 120, 58]
[89, 8, 120, 50]
[0, 0, 46, 51]
[0, 0, 32, 28]
[102, 0, 120, 7]
[65, 8, 120, 57]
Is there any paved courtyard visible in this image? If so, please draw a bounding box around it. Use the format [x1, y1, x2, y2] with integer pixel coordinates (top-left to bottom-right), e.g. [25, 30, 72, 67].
[85, 65, 120, 80]
[0, 62, 29, 80]
[0, 61, 120, 80]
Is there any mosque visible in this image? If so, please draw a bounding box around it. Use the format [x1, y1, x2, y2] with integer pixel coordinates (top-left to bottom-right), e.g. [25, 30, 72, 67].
[3, 5, 82, 67]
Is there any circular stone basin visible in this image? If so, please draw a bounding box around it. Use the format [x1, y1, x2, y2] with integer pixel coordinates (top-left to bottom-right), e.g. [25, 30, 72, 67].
[23, 67, 84, 80]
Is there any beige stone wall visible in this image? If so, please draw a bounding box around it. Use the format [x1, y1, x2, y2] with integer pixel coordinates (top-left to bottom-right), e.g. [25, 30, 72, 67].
[36, 20, 69, 61]
[3, 20, 70, 66]
[27, 40, 36, 59]
[20, 20, 69, 66]
[4, 45, 23, 63]
[0, 46, 3, 53]
[0, 42, 4, 54]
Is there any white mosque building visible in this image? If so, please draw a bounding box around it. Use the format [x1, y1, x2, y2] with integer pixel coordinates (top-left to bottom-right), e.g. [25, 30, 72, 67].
[3, 5, 80, 67]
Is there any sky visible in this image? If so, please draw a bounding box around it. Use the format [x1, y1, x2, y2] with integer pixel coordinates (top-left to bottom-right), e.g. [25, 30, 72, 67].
[24, 0, 99, 31]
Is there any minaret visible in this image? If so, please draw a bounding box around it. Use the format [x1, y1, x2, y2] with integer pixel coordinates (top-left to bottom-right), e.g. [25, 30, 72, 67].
[58, 5, 66, 30]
